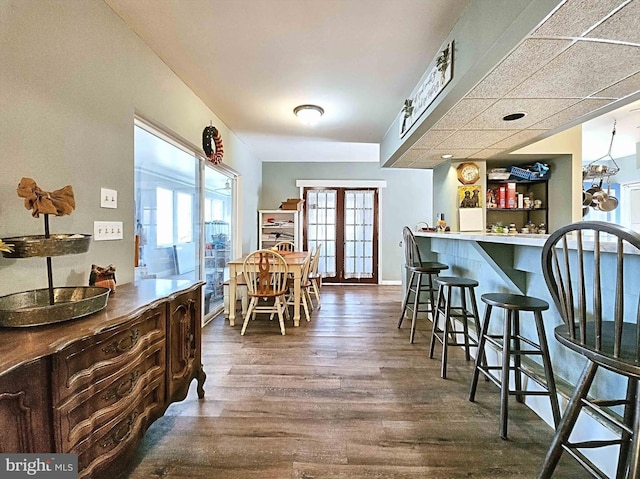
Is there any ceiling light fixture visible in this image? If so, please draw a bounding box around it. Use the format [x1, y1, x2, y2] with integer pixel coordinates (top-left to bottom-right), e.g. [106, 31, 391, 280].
[502, 112, 527, 121]
[441, 154, 454, 159]
[294, 104, 324, 126]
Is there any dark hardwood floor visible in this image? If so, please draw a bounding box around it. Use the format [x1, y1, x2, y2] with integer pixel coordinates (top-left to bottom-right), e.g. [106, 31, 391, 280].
[123, 285, 585, 478]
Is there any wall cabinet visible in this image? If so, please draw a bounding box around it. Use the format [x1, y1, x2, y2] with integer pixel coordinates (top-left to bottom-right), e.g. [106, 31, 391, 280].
[486, 178, 549, 232]
[259, 209, 300, 250]
[0, 280, 204, 479]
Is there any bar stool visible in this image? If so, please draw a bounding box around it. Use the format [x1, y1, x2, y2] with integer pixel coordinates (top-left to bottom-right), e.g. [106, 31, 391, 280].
[429, 276, 481, 379]
[398, 261, 449, 343]
[468, 293, 561, 440]
[398, 226, 448, 343]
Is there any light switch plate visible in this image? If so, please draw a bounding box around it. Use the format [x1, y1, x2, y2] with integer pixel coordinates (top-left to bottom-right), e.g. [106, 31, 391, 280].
[101, 188, 117, 208]
[94, 221, 123, 241]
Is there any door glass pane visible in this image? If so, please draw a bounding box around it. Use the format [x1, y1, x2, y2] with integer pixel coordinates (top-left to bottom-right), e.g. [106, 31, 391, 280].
[177, 192, 193, 243]
[203, 166, 234, 316]
[134, 126, 199, 282]
[343, 190, 374, 280]
[135, 123, 237, 320]
[306, 189, 336, 278]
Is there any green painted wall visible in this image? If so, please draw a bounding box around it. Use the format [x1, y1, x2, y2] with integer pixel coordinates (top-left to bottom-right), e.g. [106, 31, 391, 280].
[0, 1, 262, 295]
[261, 162, 433, 282]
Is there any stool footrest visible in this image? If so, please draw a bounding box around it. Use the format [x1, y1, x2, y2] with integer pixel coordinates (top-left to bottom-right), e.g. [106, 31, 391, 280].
[483, 336, 543, 355]
[476, 365, 553, 392]
[476, 368, 554, 396]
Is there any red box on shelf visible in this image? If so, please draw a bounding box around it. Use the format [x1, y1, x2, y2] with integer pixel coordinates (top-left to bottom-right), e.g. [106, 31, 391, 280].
[506, 183, 516, 209]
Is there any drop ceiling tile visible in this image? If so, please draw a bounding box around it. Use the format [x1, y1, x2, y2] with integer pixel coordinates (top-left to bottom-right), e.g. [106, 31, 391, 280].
[394, 148, 431, 165]
[438, 130, 513, 150]
[467, 39, 572, 99]
[428, 148, 482, 160]
[412, 129, 456, 149]
[531, 0, 625, 38]
[530, 98, 614, 129]
[404, 149, 482, 167]
[463, 98, 577, 130]
[490, 130, 549, 150]
[392, 163, 414, 169]
[594, 72, 640, 98]
[505, 40, 640, 99]
[468, 149, 504, 159]
[410, 158, 449, 168]
[586, 0, 640, 45]
[431, 99, 496, 130]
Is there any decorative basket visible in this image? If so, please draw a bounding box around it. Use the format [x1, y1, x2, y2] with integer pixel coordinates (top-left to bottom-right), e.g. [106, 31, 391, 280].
[509, 166, 540, 181]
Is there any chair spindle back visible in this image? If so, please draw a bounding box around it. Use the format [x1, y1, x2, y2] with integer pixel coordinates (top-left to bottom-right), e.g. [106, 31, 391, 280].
[542, 221, 640, 361]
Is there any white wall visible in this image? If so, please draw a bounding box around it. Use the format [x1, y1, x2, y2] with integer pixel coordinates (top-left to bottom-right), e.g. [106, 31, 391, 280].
[0, 0, 262, 295]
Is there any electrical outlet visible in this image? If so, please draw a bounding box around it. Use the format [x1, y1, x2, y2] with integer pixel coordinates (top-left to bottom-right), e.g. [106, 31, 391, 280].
[100, 188, 118, 208]
[94, 221, 123, 241]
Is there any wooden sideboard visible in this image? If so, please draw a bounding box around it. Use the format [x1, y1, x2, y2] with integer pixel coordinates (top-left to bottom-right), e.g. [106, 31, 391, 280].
[0, 279, 205, 478]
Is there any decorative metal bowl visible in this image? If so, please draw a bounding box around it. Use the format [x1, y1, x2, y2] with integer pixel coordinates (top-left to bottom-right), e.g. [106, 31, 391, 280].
[1, 234, 91, 258]
[0, 286, 110, 327]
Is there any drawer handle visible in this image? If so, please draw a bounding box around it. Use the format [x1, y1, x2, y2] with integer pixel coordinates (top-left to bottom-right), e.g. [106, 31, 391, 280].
[101, 412, 138, 449]
[102, 329, 140, 355]
[102, 370, 140, 402]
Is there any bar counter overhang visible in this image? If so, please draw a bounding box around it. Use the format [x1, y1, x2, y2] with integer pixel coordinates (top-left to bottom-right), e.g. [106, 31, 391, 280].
[413, 230, 640, 476]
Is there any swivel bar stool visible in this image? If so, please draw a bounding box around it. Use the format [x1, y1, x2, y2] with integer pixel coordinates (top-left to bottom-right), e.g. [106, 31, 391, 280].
[469, 293, 560, 440]
[429, 276, 481, 378]
[398, 226, 448, 343]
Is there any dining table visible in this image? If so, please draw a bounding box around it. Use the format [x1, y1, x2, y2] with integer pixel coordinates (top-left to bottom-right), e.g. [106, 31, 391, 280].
[227, 251, 309, 327]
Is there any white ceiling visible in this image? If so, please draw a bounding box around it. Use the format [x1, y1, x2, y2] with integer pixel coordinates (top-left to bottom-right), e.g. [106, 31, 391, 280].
[104, 0, 471, 162]
[105, 0, 640, 166]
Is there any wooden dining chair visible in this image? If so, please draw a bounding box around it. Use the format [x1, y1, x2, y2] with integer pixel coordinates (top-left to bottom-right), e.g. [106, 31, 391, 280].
[308, 243, 323, 310]
[241, 249, 289, 335]
[274, 240, 296, 252]
[285, 251, 313, 322]
[539, 221, 640, 478]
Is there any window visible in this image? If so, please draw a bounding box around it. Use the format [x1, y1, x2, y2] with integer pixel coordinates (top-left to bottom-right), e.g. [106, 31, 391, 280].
[156, 187, 174, 247]
[134, 120, 238, 320]
[177, 192, 193, 243]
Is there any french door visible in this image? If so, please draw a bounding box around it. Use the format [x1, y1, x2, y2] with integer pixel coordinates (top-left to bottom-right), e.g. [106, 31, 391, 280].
[303, 187, 378, 284]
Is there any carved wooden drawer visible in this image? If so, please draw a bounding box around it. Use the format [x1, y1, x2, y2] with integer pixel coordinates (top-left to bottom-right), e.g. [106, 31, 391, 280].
[167, 287, 202, 402]
[52, 304, 166, 405]
[53, 339, 165, 453]
[0, 359, 53, 453]
[73, 374, 165, 479]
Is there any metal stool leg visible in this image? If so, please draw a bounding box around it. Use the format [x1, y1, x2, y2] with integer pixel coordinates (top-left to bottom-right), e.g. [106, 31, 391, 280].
[428, 284, 444, 360]
[440, 285, 453, 379]
[513, 311, 524, 404]
[534, 311, 560, 428]
[427, 272, 437, 322]
[460, 288, 471, 361]
[398, 269, 415, 328]
[409, 272, 421, 344]
[500, 309, 513, 440]
[469, 304, 493, 402]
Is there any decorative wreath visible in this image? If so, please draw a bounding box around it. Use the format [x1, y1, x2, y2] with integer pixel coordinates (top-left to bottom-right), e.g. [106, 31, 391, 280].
[202, 125, 224, 165]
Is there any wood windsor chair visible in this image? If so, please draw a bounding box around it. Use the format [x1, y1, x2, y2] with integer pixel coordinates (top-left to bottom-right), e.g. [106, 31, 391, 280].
[241, 249, 289, 336]
[539, 221, 640, 478]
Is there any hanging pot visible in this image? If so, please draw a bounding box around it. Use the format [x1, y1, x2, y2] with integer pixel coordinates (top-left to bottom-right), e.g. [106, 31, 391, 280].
[582, 190, 593, 207]
[586, 179, 602, 197]
[582, 206, 589, 217]
[597, 181, 619, 212]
